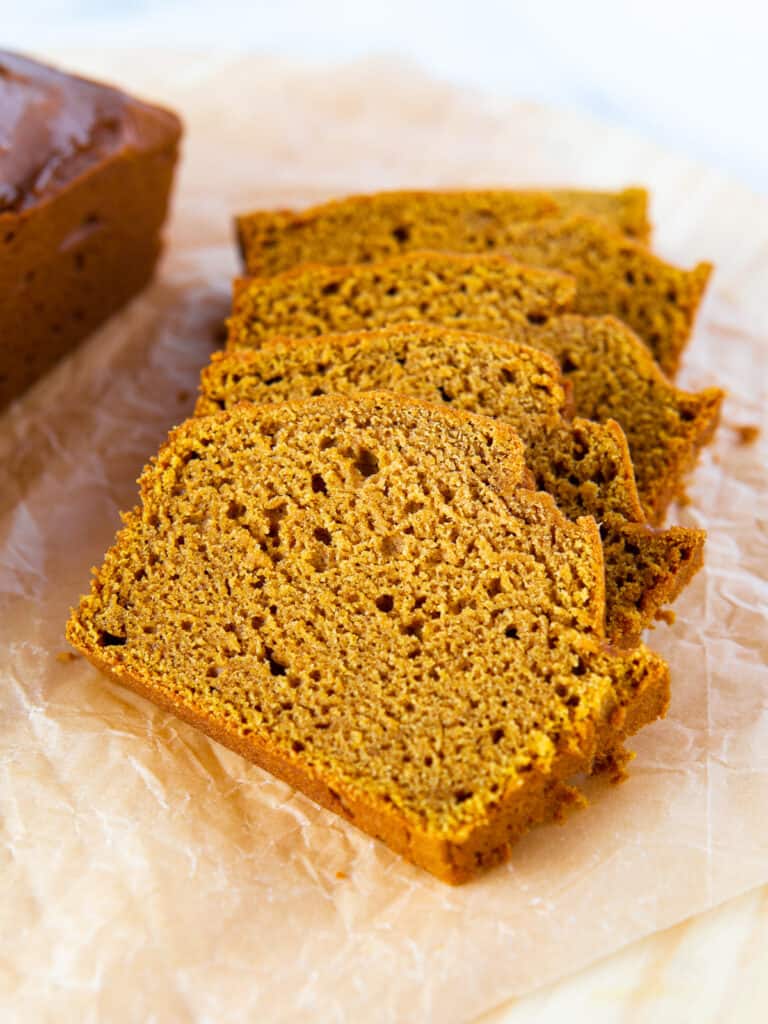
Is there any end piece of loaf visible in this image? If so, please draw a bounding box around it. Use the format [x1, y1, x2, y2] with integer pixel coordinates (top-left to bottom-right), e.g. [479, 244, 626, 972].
[0, 50, 182, 409]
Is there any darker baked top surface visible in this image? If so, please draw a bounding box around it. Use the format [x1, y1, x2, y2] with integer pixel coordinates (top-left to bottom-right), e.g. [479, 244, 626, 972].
[0, 50, 181, 213]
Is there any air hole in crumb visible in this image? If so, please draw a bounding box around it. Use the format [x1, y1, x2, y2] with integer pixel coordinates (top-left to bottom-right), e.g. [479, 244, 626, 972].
[505, 626, 519, 639]
[486, 577, 502, 597]
[353, 447, 379, 478]
[527, 312, 547, 325]
[251, 616, 264, 630]
[491, 728, 505, 744]
[321, 281, 340, 295]
[311, 472, 327, 494]
[376, 594, 394, 613]
[266, 650, 287, 676]
[437, 385, 453, 403]
[266, 503, 287, 538]
[227, 500, 246, 519]
[402, 620, 423, 639]
[292, 740, 305, 753]
[264, 374, 283, 385]
[98, 631, 126, 647]
[314, 527, 332, 545]
[561, 354, 578, 374]
[500, 367, 516, 384]
[424, 755, 433, 767]
[381, 534, 403, 556]
[454, 789, 473, 804]
[385, 285, 399, 296]
[310, 387, 325, 397]
[392, 225, 411, 243]
[319, 436, 335, 450]
[572, 657, 586, 676]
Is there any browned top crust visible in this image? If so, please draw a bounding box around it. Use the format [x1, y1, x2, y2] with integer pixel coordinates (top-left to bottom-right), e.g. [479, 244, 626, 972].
[0, 49, 182, 215]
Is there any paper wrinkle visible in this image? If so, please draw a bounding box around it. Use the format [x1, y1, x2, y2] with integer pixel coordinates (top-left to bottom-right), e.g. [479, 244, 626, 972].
[1, 51, 767, 1024]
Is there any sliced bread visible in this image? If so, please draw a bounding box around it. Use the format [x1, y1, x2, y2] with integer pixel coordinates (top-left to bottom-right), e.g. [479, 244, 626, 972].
[228, 253, 723, 523]
[66, 393, 669, 883]
[236, 187, 650, 279]
[199, 324, 705, 642]
[236, 197, 701, 374]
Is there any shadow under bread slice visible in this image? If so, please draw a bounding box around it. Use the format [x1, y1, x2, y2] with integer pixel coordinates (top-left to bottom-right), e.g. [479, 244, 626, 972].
[228, 253, 724, 524]
[236, 186, 650, 279]
[236, 195, 702, 375]
[200, 324, 704, 645]
[67, 393, 669, 884]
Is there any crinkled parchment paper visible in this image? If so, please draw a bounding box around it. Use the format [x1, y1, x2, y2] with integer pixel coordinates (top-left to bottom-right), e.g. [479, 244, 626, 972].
[1, 51, 767, 1024]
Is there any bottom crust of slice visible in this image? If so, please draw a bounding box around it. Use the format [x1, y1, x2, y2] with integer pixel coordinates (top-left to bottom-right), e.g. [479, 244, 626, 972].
[70, 642, 669, 885]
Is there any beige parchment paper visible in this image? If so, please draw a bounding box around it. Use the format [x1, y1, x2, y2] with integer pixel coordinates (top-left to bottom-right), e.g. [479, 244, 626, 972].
[1, 51, 767, 1024]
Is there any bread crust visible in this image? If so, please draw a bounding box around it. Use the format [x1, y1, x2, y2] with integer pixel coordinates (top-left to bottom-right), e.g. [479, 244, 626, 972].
[0, 51, 182, 409]
[67, 634, 668, 884]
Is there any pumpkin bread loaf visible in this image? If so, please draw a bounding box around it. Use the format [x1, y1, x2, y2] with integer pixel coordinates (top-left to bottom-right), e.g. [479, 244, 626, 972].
[236, 187, 650, 280]
[236, 197, 701, 374]
[67, 394, 670, 883]
[199, 324, 705, 642]
[228, 253, 723, 523]
[0, 50, 182, 409]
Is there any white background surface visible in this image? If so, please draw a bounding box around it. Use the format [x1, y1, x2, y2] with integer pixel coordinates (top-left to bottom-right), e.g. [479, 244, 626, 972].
[3, 0, 768, 193]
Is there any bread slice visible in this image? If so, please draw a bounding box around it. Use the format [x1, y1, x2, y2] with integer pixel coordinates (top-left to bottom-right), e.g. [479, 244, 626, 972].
[199, 324, 705, 643]
[228, 253, 724, 523]
[236, 187, 649, 280]
[66, 393, 669, 883]
[483, 216, 711, 377]
[230, 250, 576, 342]
[549, 187, 650, 241]
[236, 197, 701, 375]
[525, 315, 724, 524]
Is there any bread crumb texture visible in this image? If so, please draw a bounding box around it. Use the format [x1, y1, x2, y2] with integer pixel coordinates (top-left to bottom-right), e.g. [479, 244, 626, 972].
[229, 253, 723, 525]
[236, 187, 649, 277]
[237, 193, 700, 374]
[67, 394, 668, 883]
[201, 324, 706, 642]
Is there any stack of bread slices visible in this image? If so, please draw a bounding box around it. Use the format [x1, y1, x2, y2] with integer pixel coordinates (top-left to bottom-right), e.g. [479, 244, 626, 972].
[68, 188, 723, 883]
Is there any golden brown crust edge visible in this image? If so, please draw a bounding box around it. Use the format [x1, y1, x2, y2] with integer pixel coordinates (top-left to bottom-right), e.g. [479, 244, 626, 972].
[65, 630, 668, 884]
